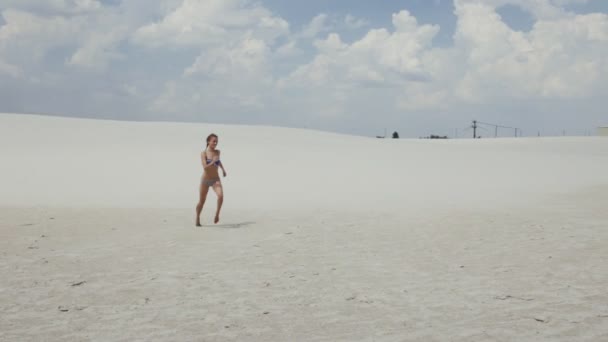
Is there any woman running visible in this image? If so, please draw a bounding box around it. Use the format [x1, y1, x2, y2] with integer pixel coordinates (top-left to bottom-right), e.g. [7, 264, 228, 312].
[196, 133, 227, 226]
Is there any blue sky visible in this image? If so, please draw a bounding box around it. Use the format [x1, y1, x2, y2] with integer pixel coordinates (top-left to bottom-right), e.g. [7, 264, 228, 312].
[1, 0, 608, 137]
[263, 0, 457, 45]
[264, 0, 608, 45]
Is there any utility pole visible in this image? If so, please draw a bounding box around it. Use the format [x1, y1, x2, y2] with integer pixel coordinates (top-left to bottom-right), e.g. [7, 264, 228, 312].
[472, 120, 478, 139]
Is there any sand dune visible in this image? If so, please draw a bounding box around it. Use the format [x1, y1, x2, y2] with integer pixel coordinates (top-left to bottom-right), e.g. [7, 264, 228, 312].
[1, 113, 606, 211]
[1, 113, 607, 341]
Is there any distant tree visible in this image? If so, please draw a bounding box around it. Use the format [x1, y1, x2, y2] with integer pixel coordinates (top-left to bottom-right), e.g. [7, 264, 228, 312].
[420, 134, 449, 139]
[392, 131, 399, 139]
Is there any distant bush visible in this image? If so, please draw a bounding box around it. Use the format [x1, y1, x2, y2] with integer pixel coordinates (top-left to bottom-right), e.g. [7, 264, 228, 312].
[420, 135, 448, 139]
[392, 131, 399, 139]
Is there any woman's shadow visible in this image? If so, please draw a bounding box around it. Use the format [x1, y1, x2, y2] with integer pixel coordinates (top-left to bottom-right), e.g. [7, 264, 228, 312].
[201, 221, 256, 229]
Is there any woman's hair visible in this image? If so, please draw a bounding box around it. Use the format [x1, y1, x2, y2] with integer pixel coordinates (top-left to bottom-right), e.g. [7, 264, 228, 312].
[206, 133, 218, 147]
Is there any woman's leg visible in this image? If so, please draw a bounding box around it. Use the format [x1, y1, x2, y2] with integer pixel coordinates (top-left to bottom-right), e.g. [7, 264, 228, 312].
[196, 182, 211, 226]
[211, 182, 224, 224]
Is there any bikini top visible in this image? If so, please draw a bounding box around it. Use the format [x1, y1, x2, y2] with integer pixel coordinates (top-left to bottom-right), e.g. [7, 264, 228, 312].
[204, 151, 221, 166]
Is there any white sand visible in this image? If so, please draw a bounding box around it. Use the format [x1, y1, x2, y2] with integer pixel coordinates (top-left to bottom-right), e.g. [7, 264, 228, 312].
[1, 113, 607, 341]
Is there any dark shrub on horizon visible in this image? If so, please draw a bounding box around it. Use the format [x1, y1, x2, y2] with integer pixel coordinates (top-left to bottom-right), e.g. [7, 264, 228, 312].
[419, 135, 449, 139]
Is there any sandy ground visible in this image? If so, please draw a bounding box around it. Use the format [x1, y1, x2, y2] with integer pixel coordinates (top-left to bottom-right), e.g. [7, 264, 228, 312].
[2, 188, 607, 341]
[1, 114, 608, 341]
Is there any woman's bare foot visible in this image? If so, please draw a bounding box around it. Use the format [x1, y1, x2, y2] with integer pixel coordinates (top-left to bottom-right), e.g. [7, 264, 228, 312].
[214, 215, 220, 224]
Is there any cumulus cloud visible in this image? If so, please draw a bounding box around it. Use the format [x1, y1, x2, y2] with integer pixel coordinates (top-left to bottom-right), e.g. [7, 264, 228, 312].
[300, 13, 331, 39]
[68, 26, 129, 69]
[276, 1, 608, 124]
[0, 9, 82, 64]
[0, 59, 21, 78]
[452, 0, 608, 102]
[0, 5, 134, 72]
[0, 0, 607, 136]
[184, 37, 270, 79]
[344, 14, 369, 29]
[128, 0, 293, 121]
[132, 0, 289, 48]
[0, 0, 103, 15]
[284, 11, 439, 88]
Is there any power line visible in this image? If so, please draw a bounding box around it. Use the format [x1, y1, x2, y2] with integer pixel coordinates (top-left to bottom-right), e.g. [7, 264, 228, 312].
[476, 121, 521, 138]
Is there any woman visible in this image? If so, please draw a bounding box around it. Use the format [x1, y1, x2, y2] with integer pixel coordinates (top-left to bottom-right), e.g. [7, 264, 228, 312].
[196, 133, 227, 226]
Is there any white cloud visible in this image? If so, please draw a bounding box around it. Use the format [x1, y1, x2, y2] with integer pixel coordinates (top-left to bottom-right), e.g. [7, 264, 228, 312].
[0, 9, 82, 64]
[300, 13, 330, 38]
[0, 2, 181, 73]
[313, 33, 347, 52]
[452, 0, 608, 102]
[0, 59, 21, 78]
[344, 14, 369, 29]
[282, 10, 439, 91]
[184, 36, 270, 79]
[132, 0, 289, 48]
[276, 1, 608, 120]
[68, 27, 128, 69]
[0, 0, 103, 15]
[551, 0, 591, 6]
[133, 0, 292, 121]
[456, 0, 567, 20]
[1, 0, 607, 136]
[275, 40, 300, 57]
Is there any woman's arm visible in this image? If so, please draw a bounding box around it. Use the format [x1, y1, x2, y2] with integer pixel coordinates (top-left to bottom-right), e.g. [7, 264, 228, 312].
[218, 150, 227, 177]
[201, 152, 216, 169]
